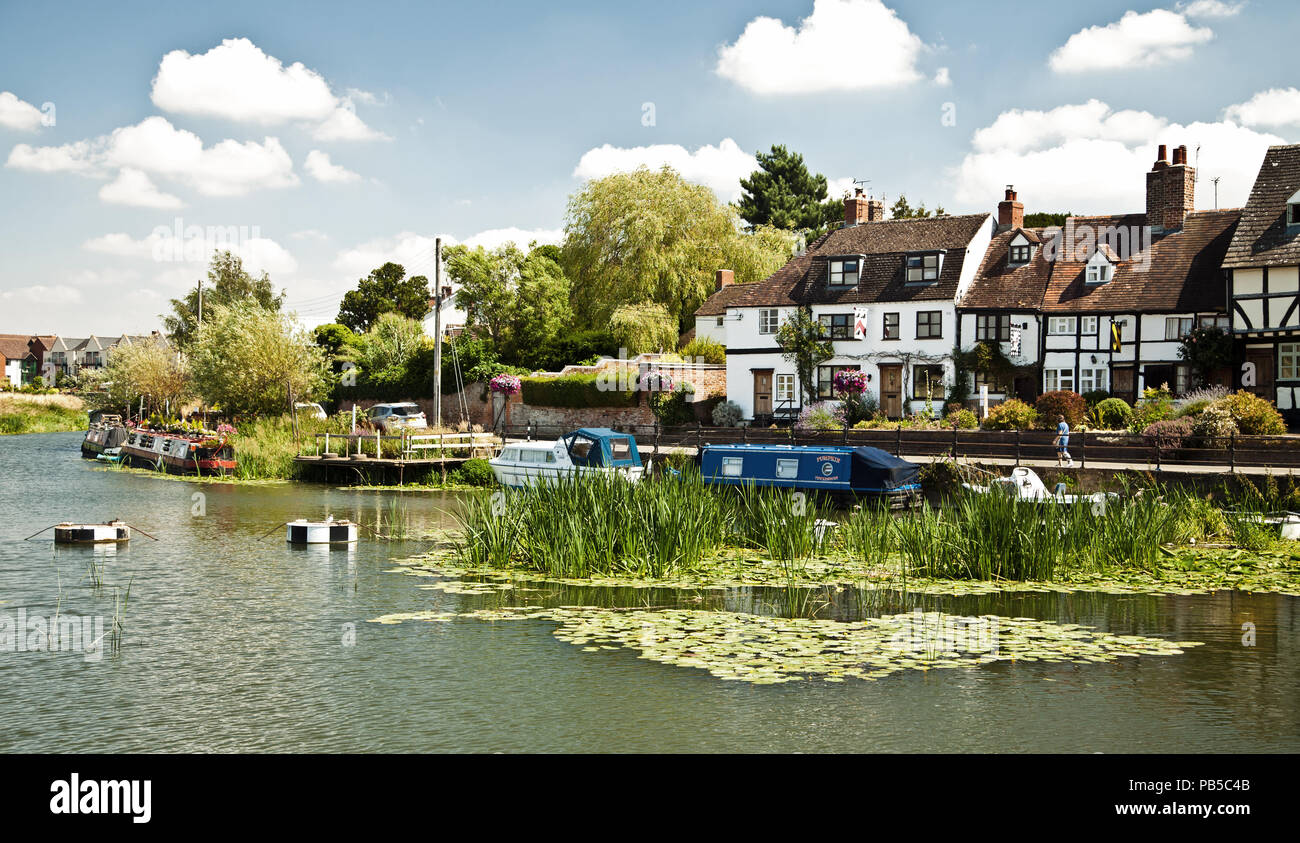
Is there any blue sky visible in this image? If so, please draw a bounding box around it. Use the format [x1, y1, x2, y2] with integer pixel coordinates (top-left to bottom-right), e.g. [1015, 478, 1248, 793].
[2, 0, 1298, 335]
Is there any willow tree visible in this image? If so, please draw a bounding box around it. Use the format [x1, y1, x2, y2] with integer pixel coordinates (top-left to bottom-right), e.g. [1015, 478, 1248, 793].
[82, 338, 191, 417]
[609, 302, 678, 355]
[561, 167, 796, 331]
[190, 302, 328, 417]
[165, 251, 284, 350]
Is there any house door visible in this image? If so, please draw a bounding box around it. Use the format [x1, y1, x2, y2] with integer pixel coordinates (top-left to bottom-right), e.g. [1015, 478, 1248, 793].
[753, 369, 773, 416]
[1245, 348, 1274, 400]
[880, 364, 903, 419]
[1112, 366, 1136, 403]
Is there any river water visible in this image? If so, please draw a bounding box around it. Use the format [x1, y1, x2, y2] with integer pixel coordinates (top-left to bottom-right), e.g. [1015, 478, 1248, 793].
[0, 431, 1296, 752]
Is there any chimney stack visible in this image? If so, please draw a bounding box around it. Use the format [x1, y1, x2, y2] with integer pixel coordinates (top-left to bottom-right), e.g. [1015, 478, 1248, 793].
[1146, 142, 1195, 232]
[997, 185, 1024, 232]
[715, 269, 734, 291]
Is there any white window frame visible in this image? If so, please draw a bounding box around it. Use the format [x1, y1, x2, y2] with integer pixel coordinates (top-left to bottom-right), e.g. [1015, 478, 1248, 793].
[1079, 367, 1108, 393]
[1080, 316, 1098, 335]
[1047, 317, 1077, 336]
[722, 457, 744, 477]
[775, 374, 796, 403]
[1281, 344, 1300, 381]
[775, 459, 800, 479]
[759, 309, 780, 334]
[1044, 368, 1075, 393]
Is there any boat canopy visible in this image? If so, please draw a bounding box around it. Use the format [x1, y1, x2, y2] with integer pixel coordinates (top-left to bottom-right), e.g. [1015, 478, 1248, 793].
[561, 428, 641, 468]
[849, 446, 920, 492]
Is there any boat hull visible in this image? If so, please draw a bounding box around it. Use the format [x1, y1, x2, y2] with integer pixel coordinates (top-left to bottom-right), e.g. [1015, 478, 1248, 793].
[489, 462, 646, 488]
[120, 429, 236, 476]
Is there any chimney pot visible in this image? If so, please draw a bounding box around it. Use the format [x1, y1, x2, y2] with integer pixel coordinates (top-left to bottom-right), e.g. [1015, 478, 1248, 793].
[715, 269, 734, 291]
[997, 186, 1024, 232]
[1147, 141, 1195, 231]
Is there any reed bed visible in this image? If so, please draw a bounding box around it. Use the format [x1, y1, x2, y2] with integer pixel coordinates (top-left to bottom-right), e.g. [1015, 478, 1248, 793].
[450, 469, 1289, 583]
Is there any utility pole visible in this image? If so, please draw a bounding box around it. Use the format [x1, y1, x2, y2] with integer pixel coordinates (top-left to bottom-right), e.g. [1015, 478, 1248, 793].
[433, 237, 442, 430]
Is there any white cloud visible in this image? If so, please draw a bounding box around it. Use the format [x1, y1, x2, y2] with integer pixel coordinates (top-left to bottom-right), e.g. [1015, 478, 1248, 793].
[83, 232, 162, 258]
[8, 116, 298, 197]
[825, 176, 859, 201]
[332, 232, 442, 279]
[716, 0, 925, 94]
[304, 150, 360, 184]
[5, 139, 103, 174]
[933, 67, 951, 87]
[292, 229, 329, 241]
[952, 99, 1285, 214]
[0, 284, 83, 305]
[462, 227, 563, 250]
[573, 137, 757, 202]
[233, 237, 298, 276]
[312, 102, 390, 142]
[98, 168, 184, 208]
[0, 91, 45, 131]
[1224, 87, 1300, 128]
[83, 228, 295, 276]
[151, 37, 337, 124]
[1048, 9, 1213, 73]
[1178, 0, 1245, 18]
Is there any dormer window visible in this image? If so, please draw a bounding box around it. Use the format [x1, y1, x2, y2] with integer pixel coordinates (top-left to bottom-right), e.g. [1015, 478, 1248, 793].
[1008, 232, 1034, 266]
[1085, 250, 1114, 284]
[1288, 189, 1300, 227]
[829, 258, 860, 287]
[906, 252, 941, 283]
[1009, 245, 1031, 263]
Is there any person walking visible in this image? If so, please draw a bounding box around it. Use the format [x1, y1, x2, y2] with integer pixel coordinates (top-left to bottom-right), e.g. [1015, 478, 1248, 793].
[1054, 414, 1074, 467]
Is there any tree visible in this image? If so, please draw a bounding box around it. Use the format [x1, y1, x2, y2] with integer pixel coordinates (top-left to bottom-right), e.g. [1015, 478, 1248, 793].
[447, 242, 572, 359]
[609, 302, 678, 354]
[1179, 326, 1235, 384]
[737, 144, 833, 231]
[562, 166, 796, 332]
[1024, 212, 1072, 227]
[82, 338, 190, 417]
[356, 312, 427, 379]
[190, 302, 329, 416]
[889, 194, 946, 219]
[164, 251, 284, 350]
[775, 308, 834, 405]
[336, 262, 431, 333]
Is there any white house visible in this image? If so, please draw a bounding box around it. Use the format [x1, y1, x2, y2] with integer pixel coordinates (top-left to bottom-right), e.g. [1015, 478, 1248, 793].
[694, 191, 994, 421]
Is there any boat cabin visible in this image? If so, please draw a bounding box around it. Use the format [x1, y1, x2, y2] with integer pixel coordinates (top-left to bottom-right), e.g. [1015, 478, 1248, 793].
[699, 444, 920, 504]
[561, 428, 642, 469]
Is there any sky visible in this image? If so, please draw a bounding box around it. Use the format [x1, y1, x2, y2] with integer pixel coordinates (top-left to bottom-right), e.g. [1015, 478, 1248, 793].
[2, 0, 1299, 336]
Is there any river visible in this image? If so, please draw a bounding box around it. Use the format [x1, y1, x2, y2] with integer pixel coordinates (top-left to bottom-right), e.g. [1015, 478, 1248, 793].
[0, 431, 1296, 752]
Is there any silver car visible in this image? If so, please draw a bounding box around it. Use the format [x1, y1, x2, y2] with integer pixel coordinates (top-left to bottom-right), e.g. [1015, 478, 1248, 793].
[369, 402, 427, 433]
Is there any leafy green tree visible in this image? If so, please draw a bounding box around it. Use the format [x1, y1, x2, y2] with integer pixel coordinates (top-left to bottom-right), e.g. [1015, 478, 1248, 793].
[190, 302, 328, 416]
[609, 302, 679, 354]
[81, 339, 190, 417]
[737, 144, 834, 231]
[313, 323, 361, 362]
[336, 262, 431, 333]
[446, 242, 572, 357]
[509, 248, 572, 360]
[1178, 326, 1235, 384]
[164, 251, 284, 350]
[562, 167, 796, 331]
[775, 308, 833, 405]
[889, 194, 946, 219]
[1023, 212, 1072, 227]
[356, 312, 427, 379]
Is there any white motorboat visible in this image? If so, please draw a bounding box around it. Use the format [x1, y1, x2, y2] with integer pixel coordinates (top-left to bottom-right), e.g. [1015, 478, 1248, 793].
[962, 466, 1116, 509]
[489, 428, 649, 488]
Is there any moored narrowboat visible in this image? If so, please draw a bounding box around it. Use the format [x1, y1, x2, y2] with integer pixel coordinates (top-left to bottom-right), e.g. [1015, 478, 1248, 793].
[80, 417, 128, 459]
[699, 444, 921, 507]
[119, 428, 237, 475]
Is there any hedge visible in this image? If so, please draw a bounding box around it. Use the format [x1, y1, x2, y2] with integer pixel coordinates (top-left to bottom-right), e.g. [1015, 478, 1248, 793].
[520, 373, 639, 408]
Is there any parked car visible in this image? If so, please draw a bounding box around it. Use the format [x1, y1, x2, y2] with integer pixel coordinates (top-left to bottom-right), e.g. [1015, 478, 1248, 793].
[369, 402, 427, 433]
[295, 402, 327, 420]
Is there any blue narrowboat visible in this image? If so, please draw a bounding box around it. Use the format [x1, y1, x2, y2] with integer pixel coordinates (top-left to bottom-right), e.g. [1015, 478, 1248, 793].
[699, 444, 921, 506]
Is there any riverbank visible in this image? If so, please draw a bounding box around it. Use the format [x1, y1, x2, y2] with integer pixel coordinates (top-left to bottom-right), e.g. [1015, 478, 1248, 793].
[0, 393, 86, 434]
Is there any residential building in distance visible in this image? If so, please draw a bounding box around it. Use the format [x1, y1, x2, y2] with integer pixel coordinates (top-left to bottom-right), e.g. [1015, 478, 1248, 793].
[0, 334, 54, 386]
[1224, 143, 1300, 421]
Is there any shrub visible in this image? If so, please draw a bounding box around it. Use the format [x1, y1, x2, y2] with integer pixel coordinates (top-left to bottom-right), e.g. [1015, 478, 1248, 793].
[1142, 417, 1193, 454]
[679, 337, 726, 365]
[795, 401, 845, 431]
[1034, 390, 1086, 428]
[1213, 390, 1286, 435]
[841, 391, 878, 425]
[520, 373, 638, 408]
[1130, 397, 1175, 432]
[1190, 404, 1236, 448]
[455, 458, 495, 486]
[1091, 397, 1133, 430]
[1081, 390, 1111, 407]
[649, 383, 695, 426]
[946, 407, 978, 430]
[712, 400, 744, 427]
[981, 398, 1038, 430]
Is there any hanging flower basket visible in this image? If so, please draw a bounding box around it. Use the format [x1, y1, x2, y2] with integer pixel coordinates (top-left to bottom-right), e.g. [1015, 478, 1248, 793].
[833, 369, 868, 395]
[638, 370, 674, 393]
[489, 374, 522, 395]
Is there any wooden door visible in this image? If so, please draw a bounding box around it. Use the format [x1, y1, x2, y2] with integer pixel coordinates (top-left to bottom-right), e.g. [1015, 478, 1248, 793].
[1112, 366, 1135, 403]
[1245, 349, 1274, 400]
[753, 370, 773, 416]
[880, 365, 903, 419]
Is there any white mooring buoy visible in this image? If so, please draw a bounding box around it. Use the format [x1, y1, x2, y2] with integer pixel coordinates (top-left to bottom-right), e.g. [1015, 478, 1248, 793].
[53, 520, 131, 544]
[286, 516, 359, 545]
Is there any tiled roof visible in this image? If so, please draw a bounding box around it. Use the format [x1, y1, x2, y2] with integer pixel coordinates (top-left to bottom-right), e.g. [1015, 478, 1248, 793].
[0, 335, 38, 360]
[961, 209, 1239, 314]
[694, 213, 990, 315]
[1223, 144, 1300, 268]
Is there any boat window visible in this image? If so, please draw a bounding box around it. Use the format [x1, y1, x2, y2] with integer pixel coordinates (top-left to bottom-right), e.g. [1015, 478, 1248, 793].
[546, 451, 556, 463]
[521, 449, 549, 463]
[775, 458, 799, 479]
[570, 440, 592, 459]
[502, 449, 519, 460]
[609, 438, 631, 461]
[722, 457, 744, 477]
